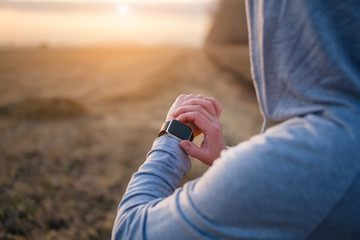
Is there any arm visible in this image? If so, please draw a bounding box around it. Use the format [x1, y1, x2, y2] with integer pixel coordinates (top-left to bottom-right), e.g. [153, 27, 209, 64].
[112, 94, 211, 239]
[112, 134, 192, 239]
[112, 96, 356, 240]
[112, 94, 226, 239]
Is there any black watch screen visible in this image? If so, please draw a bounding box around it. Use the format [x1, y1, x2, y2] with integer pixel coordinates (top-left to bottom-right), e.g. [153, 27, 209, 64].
[168, 120, 193, 141]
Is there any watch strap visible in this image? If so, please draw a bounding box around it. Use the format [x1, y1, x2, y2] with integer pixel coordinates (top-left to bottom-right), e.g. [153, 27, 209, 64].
[158, 121, 170, 137]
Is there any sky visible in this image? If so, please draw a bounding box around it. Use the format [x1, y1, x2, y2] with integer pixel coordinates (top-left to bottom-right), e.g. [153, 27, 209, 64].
[0, 0, 217, 47]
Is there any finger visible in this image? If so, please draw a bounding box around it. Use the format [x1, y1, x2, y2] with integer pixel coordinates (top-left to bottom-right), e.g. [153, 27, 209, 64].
[203, 97, 222, 117]
[169, 94, 196, 115]
[185, 94, 205, 101]
[172, 105, 214, 122]
[188, 94, 204, 101]
[175, 93, 203, 103]
[182, 99, 217, 117]
[180, 140, 208, 163]
[185, 94, 197, 100]
[175, 94, 195, 104]
[176, 111, 213, 134]
[175, 94, 187, 102]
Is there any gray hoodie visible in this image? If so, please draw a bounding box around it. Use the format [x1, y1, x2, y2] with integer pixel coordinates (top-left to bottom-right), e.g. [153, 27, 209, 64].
[112, 0, 360, 239]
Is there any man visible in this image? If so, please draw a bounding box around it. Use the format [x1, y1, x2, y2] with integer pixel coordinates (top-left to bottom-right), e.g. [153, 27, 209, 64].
[112, 0, 360, 239]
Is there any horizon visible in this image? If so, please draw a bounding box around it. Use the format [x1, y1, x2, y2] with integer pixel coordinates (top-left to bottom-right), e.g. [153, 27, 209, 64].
[0, 0, 217, 48]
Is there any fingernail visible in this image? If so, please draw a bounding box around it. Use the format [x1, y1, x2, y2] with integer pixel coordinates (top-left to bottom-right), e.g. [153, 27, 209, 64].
[181, 141, 190, 151]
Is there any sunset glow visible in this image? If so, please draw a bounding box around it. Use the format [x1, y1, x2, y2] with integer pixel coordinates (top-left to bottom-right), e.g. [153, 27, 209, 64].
[0, 0, 216, 47]
[117, 4, 130, 16]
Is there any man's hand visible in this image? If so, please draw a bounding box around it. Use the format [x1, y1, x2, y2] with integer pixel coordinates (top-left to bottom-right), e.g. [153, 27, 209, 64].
[172, 96, 227, 166]
[166, 94, 204, 137]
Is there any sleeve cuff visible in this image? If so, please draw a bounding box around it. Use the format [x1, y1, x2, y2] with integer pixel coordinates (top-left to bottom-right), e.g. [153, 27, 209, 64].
[148, 134, 192, 174]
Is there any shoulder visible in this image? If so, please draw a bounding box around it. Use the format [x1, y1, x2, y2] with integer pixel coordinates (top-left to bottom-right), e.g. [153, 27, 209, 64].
[176, 113, 360, 239]
[225, 113, 360, 167]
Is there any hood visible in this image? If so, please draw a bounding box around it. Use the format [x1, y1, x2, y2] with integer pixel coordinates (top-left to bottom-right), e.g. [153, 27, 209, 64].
[245, 0, 360, 131]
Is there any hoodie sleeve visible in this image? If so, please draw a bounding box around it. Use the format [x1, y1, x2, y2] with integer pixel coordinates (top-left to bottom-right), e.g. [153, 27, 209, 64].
[111, 134, 192, 240]
[112, 115, 360, 240]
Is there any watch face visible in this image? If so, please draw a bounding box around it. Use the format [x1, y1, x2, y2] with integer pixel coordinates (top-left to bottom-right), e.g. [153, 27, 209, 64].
[168, 120, 193, 140]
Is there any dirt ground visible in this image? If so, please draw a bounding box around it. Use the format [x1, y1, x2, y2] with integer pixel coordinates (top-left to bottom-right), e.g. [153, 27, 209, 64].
[0, 46, 262, 239]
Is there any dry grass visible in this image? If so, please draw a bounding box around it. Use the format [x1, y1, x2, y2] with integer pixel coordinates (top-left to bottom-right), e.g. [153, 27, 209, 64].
[0, 97, 87, 121]
[0, 46, 262, 239]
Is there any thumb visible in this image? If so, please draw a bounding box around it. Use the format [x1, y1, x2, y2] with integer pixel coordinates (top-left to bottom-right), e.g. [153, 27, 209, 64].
[180, 140, 201, 158]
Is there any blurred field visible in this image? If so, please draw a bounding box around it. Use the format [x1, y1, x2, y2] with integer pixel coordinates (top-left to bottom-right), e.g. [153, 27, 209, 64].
[0, 46, 262, 239]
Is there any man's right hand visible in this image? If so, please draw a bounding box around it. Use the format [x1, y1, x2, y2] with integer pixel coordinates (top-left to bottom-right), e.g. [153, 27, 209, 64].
[172, 96, 227, 166]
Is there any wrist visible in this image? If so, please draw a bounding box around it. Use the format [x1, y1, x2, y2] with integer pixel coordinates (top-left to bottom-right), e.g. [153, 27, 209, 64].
[151, 134, 192, 172]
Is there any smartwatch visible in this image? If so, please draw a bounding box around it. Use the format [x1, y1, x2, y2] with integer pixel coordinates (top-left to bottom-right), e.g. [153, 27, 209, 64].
[158, 119, 194, 141]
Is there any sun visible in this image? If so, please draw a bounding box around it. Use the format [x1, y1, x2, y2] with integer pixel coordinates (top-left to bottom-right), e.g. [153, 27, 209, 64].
[117, 4, 131, 16]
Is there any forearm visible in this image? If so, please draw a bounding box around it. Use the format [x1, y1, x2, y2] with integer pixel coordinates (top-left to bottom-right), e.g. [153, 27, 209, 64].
[112, 135, 191, 240]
